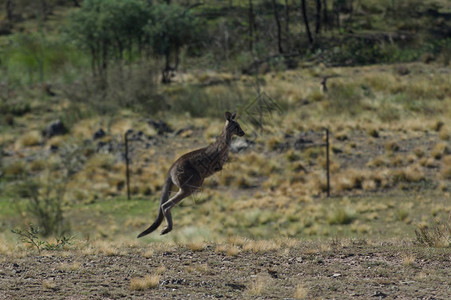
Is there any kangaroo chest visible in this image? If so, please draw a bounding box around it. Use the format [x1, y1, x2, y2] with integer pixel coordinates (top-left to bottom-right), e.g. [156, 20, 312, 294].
[190, 144, 229, 178]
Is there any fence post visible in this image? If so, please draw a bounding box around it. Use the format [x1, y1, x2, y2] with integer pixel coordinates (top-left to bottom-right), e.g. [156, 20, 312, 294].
[326, 128, 330, 197]
[125, 132, 131, 201]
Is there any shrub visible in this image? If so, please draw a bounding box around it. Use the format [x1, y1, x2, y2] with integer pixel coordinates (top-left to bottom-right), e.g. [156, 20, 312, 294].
[129, 275, 160, 291]
[415, 217, 450, 248]
[327, 207, 356, 225]
[326, 83, 362, 115]
[64, 63, 161, 116]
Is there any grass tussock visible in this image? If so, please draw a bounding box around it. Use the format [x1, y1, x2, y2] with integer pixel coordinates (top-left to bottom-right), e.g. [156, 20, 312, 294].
[401, 254, 416, 267]
[185, 241, 206, 252]
[15, 130, 43, 149]
[42, 279, 57, 290]
[415, 216, 451, 248]
[215, 244, 240, 256]
[294, 283, 309, 299]
[441, 156, 451, 179]
[243, 240, 280, 253]
[129, 275, 160, 291]
[327, 207, 356, 225]
[58, 262, 81, 272]
[245, 274, 271, 297]
[431, 143, 450, 160]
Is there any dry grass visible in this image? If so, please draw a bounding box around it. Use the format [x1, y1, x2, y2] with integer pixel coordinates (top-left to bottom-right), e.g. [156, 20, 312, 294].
[155, 265, 167, 275]
[82, 240, 121, 256]
[185, 241, 206, 252]
[401, 254, 416, 267]
[215, 244, 240, 256]
[245, 274, 271, 297]
[441, 156, 451, 179]
[42, 279, 56, 290]
[415, 217, 451, 248]
[58, 262, 81, 272]
[142, 248, 155, 258]
[185, 263, 209, 274]
[15, 130, 43, 149]
[243, 240, 280, 253]
[431, 142, 450, 160]
[293, 283, 309, 299]
[129, 275, 160, 291]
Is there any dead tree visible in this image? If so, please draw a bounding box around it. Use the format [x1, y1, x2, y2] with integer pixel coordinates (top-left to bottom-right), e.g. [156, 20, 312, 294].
[301, 0, 313, 44]
[315, 0, 322, 34]
[6, 0, 14, 23]
[248, 0, 254, 52]
[271, 0, 284, 53]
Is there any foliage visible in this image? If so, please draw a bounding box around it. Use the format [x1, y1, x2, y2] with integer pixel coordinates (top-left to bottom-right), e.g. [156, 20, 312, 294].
[66, 0, 152, 76]
[66, 0, 198, 81]
[13, 144, 86, 236]
[415, 216, 451, 248]
[3, 33, 82, 86]
[145, 3, 199, 65]
[64, 62, 160, 115]
[11, 225, 73, 253]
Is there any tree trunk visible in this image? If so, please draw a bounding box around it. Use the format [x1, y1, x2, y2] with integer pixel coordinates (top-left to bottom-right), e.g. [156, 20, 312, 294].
[271, 0, 284, 54]
[41, 0, 48, 20]
[301, 0, 313, 44]
[248, 0, 254, 52]
[284, 0, 289, 36]
[162, 50, 171, 84]
[315, 0, 321, 34]
[6, 0, 14, 22]
[322, 0, 328, 31]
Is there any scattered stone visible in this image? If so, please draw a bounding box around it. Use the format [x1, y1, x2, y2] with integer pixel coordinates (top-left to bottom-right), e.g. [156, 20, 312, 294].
[42, 119, 67, 138]
[332, 273, 341, 278]
[97, 141, 113, 153]
[230, 138, 254, 153]
[147, 119, 173, 135]
[372, 291, 388, 298]
[225, 283, 246, 291]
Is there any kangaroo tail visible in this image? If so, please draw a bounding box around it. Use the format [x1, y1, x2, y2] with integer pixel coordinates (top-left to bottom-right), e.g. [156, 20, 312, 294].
[137, 175, 173, 238]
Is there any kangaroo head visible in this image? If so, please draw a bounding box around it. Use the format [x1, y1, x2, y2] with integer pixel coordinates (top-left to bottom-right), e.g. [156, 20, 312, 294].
[225, 111, 245, 137]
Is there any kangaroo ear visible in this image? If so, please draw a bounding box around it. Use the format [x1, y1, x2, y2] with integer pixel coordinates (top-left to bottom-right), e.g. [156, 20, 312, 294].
[225, 111, 232, 121]
[231, 112, 237, 120]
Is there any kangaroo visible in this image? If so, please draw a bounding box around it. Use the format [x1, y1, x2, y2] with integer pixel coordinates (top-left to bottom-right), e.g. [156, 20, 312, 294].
[138, 112, 245, 237]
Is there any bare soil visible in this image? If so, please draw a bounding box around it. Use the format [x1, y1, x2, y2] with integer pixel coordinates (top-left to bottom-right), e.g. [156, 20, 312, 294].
[1, 242, 450, 299]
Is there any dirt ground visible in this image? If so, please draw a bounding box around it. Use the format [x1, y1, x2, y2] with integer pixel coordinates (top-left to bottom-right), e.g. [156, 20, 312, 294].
[0, 241, 450, 299]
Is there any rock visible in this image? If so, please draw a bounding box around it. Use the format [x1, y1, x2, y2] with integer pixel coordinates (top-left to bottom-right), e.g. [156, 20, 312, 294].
[294, 136, 313, 150]
[147, 119, 173, 135]
[42, 119, 67, 138]
[372, 291, 388, 298]
[97, 141, 113, 153]
[230, 138, 254, 153]
[93, 129, 106, 140]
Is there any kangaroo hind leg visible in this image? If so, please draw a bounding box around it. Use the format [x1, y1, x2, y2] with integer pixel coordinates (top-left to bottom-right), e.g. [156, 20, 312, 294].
[160, 172, 203, 235]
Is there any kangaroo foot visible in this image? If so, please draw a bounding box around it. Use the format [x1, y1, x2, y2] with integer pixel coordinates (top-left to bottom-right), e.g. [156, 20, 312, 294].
[160, 227, 172, 235]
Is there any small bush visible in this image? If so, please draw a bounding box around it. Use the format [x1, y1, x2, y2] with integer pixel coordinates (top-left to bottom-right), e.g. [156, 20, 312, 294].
[415, 217, 450, 248]
[326, 83, 362, 115]
[431, 143, 450, 160]
[16, 131, 43, 148]
[129, 275, 160, 291]
[327, 207, 356, 225]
